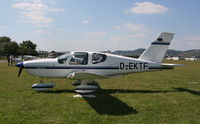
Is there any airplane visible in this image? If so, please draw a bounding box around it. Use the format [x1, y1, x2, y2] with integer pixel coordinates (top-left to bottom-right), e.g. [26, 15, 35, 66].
[16, 32, 181, 94]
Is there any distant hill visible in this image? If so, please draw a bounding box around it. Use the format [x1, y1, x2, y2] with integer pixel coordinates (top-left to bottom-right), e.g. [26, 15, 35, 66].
[177, 49, 200, 58]
[111, 48, 144, 58]
[111, 49, 200, 58]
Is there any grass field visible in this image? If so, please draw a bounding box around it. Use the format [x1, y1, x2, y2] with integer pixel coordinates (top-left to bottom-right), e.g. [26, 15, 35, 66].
[0, 60, 200, 124]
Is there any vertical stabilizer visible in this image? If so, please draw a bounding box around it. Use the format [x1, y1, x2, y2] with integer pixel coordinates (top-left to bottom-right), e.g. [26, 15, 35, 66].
[139, 32, 174, 63]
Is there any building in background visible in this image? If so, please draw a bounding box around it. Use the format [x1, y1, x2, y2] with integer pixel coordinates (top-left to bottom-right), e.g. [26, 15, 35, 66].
[166, 57, 180, 60]
[185, 57, 198, 61]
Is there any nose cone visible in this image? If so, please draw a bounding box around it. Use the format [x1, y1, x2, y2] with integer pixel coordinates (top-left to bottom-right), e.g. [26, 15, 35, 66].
[15, 62, 24, 68]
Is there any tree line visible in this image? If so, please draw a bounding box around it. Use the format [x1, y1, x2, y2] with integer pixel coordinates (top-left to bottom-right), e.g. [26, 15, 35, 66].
[0, 36, 38, 57]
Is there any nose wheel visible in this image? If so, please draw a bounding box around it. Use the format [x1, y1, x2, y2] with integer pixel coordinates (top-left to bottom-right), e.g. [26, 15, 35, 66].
[31, 79, 55, 91]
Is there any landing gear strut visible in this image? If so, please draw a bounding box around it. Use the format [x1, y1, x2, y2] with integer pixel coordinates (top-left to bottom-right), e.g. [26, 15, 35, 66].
[39, 79, 44, 84]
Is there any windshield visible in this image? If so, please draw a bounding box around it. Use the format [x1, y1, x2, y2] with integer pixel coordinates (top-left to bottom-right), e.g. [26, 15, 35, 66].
[57, 52, 71, 64]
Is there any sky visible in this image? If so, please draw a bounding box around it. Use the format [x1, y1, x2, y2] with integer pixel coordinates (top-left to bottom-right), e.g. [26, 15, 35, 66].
[0, 0, 200, 52]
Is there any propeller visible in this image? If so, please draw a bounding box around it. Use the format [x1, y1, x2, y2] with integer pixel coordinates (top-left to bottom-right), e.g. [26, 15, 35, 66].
[15, 62, 24, 77]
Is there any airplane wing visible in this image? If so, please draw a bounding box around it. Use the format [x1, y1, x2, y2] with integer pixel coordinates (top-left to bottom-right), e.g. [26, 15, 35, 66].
[67, 72, 107, 80]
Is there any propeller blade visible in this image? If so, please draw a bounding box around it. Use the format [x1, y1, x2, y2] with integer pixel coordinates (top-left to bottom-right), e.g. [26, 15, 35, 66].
[18, 66, 23, 77]
[16, 62, 24, 78]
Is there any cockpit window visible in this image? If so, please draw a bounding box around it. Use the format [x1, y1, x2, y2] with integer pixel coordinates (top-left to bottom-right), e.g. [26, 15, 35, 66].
[69, 52, 88, 65]
[92, 53, 107, 64]
[57, 53, 70, 64]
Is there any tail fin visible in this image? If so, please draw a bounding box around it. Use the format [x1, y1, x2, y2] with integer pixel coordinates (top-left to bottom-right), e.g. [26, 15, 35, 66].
[139, 32, 174, 63]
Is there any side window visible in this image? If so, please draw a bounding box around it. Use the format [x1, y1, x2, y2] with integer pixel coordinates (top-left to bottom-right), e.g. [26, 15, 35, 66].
[69, 52, 88, 65]
[57, 53, 70, 64]
[92, 53, 107, 64]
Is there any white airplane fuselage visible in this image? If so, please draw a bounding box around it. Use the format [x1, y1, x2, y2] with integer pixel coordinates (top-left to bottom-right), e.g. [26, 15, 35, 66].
[22, 52, 162, 79]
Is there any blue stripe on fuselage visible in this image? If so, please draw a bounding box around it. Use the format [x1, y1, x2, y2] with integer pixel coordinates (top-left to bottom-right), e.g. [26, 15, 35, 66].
[151, 42, 170, 45]
[24, 66, 119, 70]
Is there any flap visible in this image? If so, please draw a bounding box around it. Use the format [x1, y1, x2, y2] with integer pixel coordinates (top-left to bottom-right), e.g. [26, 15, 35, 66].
[67, 72, 107, 80]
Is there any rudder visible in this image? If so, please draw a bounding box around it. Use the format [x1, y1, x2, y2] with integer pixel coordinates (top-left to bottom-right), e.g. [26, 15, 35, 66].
[139, 32, 174, 63]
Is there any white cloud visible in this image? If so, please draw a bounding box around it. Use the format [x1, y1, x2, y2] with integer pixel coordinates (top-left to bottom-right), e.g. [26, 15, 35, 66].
[82, 20, 89, 24]
[110, 36, 125, 42]
[12, 0, 65, 27]
[111, 22, 149, 43]
[55, 27, 62, 31]
[82, 17, 93, 24]
[19, 11, 53, 27]
[171, 35, 200, 50]
[24, 0, 56, 4]
[23, 0, 48, 3]
[126, 2, 168, 14]
[128, 33, 147, 37]
[110, 33, 147, 42]
[184, 35, 200, 41]
[124, 22, 148, 32]
[0, 26, 6, 29]
[33, 30, 50, 34]
[113, 26, 121, 30]
[85, 31, 106, 36]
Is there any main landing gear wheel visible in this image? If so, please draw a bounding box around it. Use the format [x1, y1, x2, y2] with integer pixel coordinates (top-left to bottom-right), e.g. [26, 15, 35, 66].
[74, 80, 98, 94]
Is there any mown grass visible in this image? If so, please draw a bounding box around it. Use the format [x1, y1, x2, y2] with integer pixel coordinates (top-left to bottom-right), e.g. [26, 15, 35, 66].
[0, 60, 200, 124]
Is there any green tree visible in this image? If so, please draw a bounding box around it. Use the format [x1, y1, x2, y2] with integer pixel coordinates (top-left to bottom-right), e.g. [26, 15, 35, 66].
[0, 41, 19, 56]
[6, 42, 20, 56]
[51, 50, 56, 53]
[0, 42, 7, 56]
[0, 36, 39, 57]
[0, 36, 12, 56]
[19, 40, 38, 56]
[0, 36, 11, 43]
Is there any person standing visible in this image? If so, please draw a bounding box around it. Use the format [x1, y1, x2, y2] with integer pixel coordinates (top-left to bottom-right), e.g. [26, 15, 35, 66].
[10, 55, 13, 66]
[7, 55, 10, 66]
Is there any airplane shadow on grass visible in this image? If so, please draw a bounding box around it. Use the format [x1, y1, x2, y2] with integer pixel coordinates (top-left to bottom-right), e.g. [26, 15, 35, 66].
[43, 84, 200, 116]
[44, 83, 138, 115]
[174, 88, 200, 96]
[83, 86, 137, 116]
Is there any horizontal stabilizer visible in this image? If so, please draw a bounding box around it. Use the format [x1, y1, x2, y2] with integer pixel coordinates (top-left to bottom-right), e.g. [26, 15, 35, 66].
[162, 63, 185, 67]
[148, 63, 184, 70]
